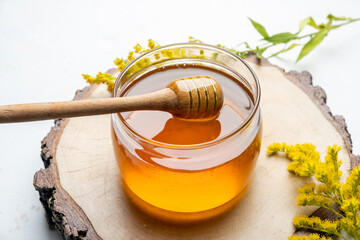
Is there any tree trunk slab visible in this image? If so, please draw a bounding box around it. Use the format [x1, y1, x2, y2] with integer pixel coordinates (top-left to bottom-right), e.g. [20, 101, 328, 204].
[33, 58, 359, 240]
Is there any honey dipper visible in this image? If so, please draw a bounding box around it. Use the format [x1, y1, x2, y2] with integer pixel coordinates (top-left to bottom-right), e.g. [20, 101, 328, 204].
[0, 76, 224, 123]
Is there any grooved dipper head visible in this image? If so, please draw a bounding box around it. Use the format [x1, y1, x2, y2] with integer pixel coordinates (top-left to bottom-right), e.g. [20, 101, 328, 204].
[167, 75, 224, 120]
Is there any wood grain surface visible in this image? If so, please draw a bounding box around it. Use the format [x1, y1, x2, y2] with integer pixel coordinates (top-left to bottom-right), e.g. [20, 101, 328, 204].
[33, 58, 359, 240]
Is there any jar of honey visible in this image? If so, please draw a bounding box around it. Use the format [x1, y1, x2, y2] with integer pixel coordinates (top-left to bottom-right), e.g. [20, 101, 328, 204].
[111, 43, 262, 224]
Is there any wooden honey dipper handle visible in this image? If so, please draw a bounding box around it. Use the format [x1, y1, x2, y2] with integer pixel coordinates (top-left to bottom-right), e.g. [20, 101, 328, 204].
[0, 88, 177, 123]
[0, 76, 223, 123]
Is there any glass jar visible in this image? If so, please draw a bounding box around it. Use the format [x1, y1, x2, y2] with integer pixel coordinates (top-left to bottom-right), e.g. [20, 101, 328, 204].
[111, 43, 262, 224]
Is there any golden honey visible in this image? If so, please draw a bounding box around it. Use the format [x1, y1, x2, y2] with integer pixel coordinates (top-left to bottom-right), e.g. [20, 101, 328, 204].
[111, 43, 262, 224]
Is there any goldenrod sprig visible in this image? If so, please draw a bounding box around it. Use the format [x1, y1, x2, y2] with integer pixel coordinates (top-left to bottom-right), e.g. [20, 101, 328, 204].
[288, 234, 334, 240]
[267, 143, 320, 177]
[83, 15, 359, 92]
[82, 72, 116, 91]
[292, 216, 344, 239]
[83, 39, 160, 91]
[268, 143, 360, 239]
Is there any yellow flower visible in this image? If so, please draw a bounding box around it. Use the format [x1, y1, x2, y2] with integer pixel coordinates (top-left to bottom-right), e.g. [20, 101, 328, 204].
[269, 142, 360, 239]
[188, 36, 202, 43]
[82, 72, 116, 90]
[297, 193, 333, 207]
[82, 74, 96, 84]
[341, 197, 360, 213]
[316, 184, 332, 196]
[133, 43, 142, 53]
[106, 81, 115, 91]
[293, 215, 339, 234]
[315, 162, 341, 193]
[148, 39, 159, 49]
[154, 53, 160, 60]
[162, 49, 174, 58]
[341, 166, 360, 199]
[298, 183, 316, 194]
[340, 216, 359, 233]
[114, 58, 124, 66]
[135, 58, 151, 69]
[139, 48, 150, 54]
[127, 51, 135, 61]
[288, 233, 333, 240]
[268, 143, 320, 176]
[266, 142, 287, 154]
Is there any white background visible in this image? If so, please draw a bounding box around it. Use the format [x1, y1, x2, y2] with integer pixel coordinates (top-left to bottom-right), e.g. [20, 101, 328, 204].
[0, 0, 359, 239]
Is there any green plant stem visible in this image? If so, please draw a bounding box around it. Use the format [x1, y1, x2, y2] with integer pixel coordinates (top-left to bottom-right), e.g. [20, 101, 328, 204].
[354, 232, 360, 240]
[345, 229, 358, 240]
[308, 191, 343, 216]
[297, 33, 317, 40]
[235, 17, 360, 59]
[322, 205, 345, 219]
[320, 181, 342, 206]
[297, 224, 347, 240]
[352, 211, 360, 240]
[333, 18, 360, 28]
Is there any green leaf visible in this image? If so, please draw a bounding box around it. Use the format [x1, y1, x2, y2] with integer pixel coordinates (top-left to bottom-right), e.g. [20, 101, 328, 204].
[298, 17, 320, 32]
[327, 14, 350, 21]
[318, 23, 329, 30]
[299, 18, 310, 32]
[248, 18, 269, 38]
[269, 43, 300, 58]
[254, 46, 265, 59]
[326, 14, 353, 28]
[297, 30, 328, 62]
[264, 32, 297, 44]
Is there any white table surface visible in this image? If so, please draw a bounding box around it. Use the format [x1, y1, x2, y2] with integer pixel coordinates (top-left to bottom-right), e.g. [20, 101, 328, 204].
[0, 0, 359, 239]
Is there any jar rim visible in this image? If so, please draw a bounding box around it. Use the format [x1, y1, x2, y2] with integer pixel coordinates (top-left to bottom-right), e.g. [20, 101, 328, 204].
[112, 42, 261, 149]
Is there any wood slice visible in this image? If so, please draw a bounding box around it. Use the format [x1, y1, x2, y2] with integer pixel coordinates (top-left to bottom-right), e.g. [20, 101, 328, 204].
[33, 58, 359, 240]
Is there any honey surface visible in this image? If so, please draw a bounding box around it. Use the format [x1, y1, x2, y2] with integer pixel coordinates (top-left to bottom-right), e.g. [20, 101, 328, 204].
[112, 65, 261, 222]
